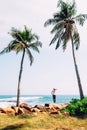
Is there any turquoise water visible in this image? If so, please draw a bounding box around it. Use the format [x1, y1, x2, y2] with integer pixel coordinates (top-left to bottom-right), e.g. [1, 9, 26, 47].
[0, 95, 80, 108]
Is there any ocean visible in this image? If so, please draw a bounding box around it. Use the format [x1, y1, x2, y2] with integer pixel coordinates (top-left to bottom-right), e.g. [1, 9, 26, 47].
[0, 95, 80, 108]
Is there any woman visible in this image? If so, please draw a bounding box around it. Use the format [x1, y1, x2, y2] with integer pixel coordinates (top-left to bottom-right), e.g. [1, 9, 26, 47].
[51, 88, 57, 103]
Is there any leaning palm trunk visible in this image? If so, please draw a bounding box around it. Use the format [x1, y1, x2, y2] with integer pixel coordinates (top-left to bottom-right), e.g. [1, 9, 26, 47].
[71, 36, 84, 100]
[16, 49, 25, 106]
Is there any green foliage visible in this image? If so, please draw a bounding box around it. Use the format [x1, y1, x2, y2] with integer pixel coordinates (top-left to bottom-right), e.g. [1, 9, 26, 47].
[62, 97, 87, 117]
[0, 26, 42, 65]
[44, 0, 87, 51]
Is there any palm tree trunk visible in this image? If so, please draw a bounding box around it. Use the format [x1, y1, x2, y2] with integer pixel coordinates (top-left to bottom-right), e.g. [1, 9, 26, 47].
[71, 37, 84, 100]
[16, 49, 25, 107]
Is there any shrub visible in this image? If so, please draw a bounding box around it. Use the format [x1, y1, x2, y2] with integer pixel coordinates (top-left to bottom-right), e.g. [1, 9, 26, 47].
[61, 97, 87, 117]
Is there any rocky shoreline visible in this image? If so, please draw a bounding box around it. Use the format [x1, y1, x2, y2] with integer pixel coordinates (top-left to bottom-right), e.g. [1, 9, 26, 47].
[0, 103, 69, 116]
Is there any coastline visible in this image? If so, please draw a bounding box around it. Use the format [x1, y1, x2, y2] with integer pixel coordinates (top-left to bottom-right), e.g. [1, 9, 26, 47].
[0, 94, 80, 108]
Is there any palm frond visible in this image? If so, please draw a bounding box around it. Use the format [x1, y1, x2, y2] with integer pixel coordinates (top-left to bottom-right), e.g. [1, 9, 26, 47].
[57, 0, 76, 18]
[61, 32, 68, 51]
[68, 0, 77, 17]
[55, 39, 62, 50]
[26, 48, 34, 66]
[22, 25, 30, 40]
[55, 32, 64, 49]
[72, 25, 80, 50]
[57, 0, 69, 19]
[50, 22, 65, 46]
[57, 0, 62, 7]
[29, 44, 39, 53]
[73, 33, 80, 50]
[9, 27, 22, 41]
[55, 39, 60, 50]
[0, 41, 19, 54]
[44, 18, 59, 27]
[34, 41, 42, 48]
[51, 20, 64, 33]
[50, 32, 60, 46]
[27, 31, 39, 43]
[11, 43, 24, 53]
[0, 46, 10, 55]
[8, 40, 25, 53]
[74, 14, 87, 26]
[62, 39, 68, 51]
[28, 41, 42, 53]
[61, 37, 68, 51]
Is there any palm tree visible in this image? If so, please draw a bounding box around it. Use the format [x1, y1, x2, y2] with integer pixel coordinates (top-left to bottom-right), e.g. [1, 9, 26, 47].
[0, 26, 42, 106]
[44, 0, 87, 99]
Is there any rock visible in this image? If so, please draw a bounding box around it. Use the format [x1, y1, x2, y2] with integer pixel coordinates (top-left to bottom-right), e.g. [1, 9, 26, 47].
[17, 107, 25, 115]
[32, 108, 41, 112]
[0, 103, 69, 116]
[19, 103, 32, 112]
[50, 111, 60, 114]
[0, 107, 15, 115]
[20, 107, 33, 114]
[34, 105, 47, 112]
[49, 103, 68, 110]
[0, 108, 5, 113]
[11, 106, 19, 114]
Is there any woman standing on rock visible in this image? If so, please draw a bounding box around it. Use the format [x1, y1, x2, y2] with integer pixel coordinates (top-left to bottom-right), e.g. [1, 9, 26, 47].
[51, 88, 57, 103]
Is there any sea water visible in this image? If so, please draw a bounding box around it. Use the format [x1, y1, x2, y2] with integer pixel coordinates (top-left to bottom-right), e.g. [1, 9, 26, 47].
[0, 95, 80, 108]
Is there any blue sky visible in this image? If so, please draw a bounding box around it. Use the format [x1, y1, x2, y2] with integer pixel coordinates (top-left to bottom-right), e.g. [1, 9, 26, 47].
[0, 0, 87, 95]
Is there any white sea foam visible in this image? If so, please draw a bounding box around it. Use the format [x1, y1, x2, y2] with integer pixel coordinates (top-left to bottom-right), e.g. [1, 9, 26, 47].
[0, 96, 41, 101]
[0, 96, 43, 108]
[0, 102, 16, 108]
[20, 96, 42, 101]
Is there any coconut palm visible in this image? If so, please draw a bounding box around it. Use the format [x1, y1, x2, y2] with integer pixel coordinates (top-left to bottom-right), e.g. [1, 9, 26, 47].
[44, 0, 87, 99]
[0, 26, 42, 106]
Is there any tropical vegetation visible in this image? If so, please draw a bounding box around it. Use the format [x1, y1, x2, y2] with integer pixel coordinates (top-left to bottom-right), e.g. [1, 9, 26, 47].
[0, 26, 42, 106]
[61, 97, 87, 117]
[44, 0, 87, 100]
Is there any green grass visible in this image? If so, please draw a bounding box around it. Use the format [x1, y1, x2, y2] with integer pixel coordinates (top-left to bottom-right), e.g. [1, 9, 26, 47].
[0, 113, 87, 130]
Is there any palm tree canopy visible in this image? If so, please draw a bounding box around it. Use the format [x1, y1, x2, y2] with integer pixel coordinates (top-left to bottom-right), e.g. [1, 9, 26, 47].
[44, 0, 87, 50]
[0, 26, 42, 65]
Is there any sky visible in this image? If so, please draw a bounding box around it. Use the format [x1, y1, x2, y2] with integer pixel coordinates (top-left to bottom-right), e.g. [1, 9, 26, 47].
[0, 0, 87, 95]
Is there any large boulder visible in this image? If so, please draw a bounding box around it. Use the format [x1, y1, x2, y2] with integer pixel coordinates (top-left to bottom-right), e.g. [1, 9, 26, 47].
[49, 103, 68, 110]
[19, 103, 32, 112]
[34, 105, 47, 112]
[18, 107, 32, 115]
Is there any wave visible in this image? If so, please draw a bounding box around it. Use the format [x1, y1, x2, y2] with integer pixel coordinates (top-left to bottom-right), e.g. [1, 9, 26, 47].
[20, 96, 42, 100]
[0, 96, 43, 108]
[0, 102, 16, 108]
[0, 97, 16, 102]
[0, 96, 42, 101]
